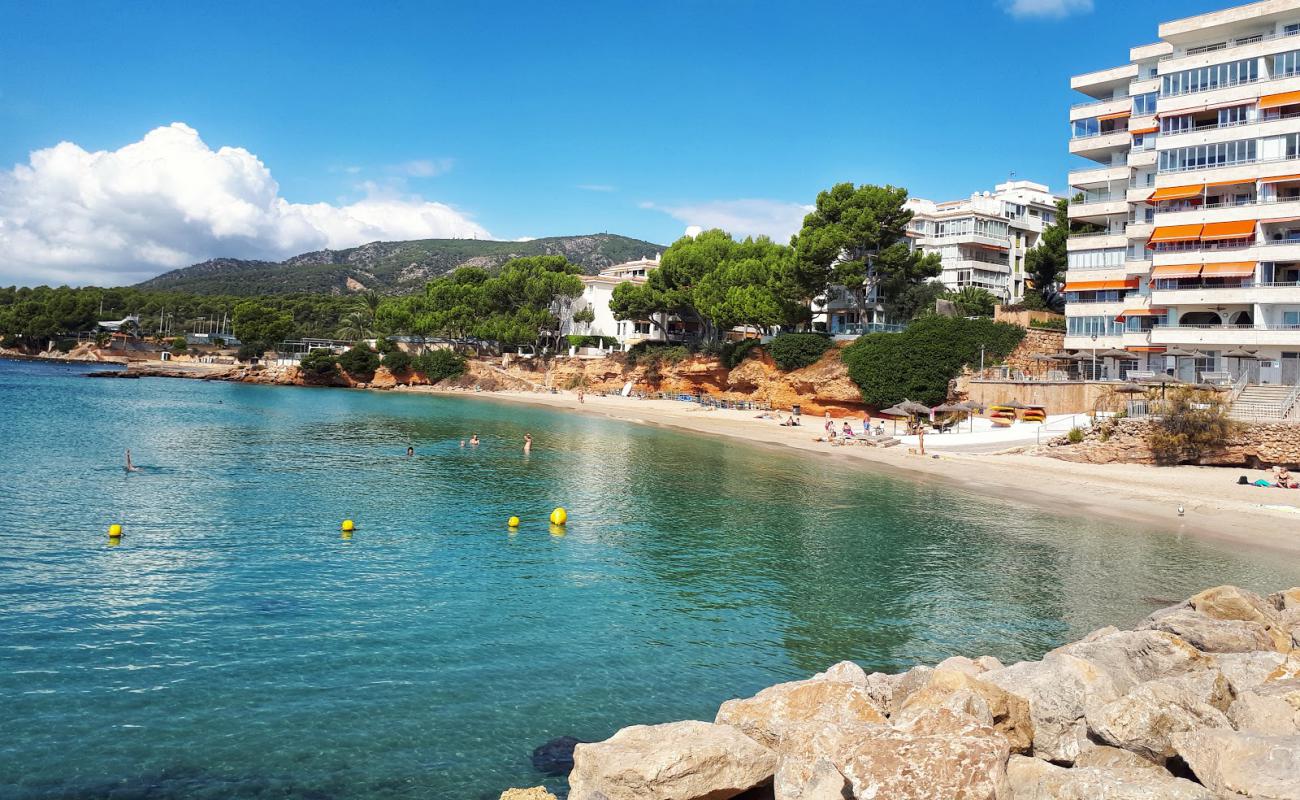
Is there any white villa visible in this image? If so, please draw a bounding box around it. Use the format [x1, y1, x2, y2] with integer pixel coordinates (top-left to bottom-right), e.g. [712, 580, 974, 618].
[564, 255, 674, 350]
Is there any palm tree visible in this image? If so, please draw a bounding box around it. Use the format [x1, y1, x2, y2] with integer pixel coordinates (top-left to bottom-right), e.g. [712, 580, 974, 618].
[359, 291, 382, 324]
[336, 311, 373, 343]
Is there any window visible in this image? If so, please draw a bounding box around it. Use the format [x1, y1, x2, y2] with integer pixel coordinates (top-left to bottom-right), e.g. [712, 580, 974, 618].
[1277, 49, 1300, 78]
[1066, 316, 1123, 336]
[1289, 132, 1300, 159]
[1162, 58, 1258, 97]
[1073, 118, 1099, 138]
[1287, 23, 1300, 36]
[1285, 311, 1300, 327]
[1158, 139, 1257, 172]
[1161, 114, 1192, 135]
[1067, 248, 1125, 270]
[1132, 92, 1158, 116]
[1219, 105, 1250, 126]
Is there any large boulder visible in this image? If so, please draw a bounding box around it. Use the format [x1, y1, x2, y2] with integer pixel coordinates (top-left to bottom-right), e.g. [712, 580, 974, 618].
[1141, 609, 1279, 653]
[933, 655, 1003, 677]
[715, 678, 887, 749]
[1085, 672, 1233, 764]
[1072, 744, 1169, 777]
[771, 722, 877, 800]
[886, 665, 935, 716]
[982, 653, 1121, 763]
[1190, 585, 1293, 653]
[838, 725, 1011, 800]
[499, 789, 558, 800]
[1212, 651, 1289, 694]
[1050, 630, 1211, 692]
[892, 669, 1034, 753]
[1004, 754, 1215, 800]
[567, 721, 777, 800]
[812, 661, 868, 686]
[1172, 729, 1300, 800]
[1228, 679, 1300, 735]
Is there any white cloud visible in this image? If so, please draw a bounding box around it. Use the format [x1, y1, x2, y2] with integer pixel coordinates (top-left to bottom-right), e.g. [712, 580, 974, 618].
[0, 123, 489, 286]
[400, 158, 454, 177]
[576, 184, 616, 193]
[1002, 0, 1092, 19]
[644, 198, 813, 242]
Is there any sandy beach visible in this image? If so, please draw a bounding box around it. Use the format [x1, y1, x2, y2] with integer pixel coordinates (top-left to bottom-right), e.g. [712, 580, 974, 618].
[396, 384, 1300, 556]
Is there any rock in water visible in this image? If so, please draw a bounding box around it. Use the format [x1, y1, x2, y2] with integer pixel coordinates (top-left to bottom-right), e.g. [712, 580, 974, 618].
[714, 678, 887, 749]
[838, 726, 1010, 800]
[1172, 729, 1300, 800]
[499, 789, 557, 800]
[531, 736, 584, 776]
[567, 720, 777, 800]
[1004, 754, 1215, 800]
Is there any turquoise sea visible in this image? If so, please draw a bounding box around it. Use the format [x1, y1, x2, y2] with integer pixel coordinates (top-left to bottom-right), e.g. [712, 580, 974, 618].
[3, 357, 1299, 798]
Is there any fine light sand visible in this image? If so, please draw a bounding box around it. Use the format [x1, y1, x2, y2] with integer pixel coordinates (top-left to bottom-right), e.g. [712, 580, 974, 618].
[401, 386, 1300, 556]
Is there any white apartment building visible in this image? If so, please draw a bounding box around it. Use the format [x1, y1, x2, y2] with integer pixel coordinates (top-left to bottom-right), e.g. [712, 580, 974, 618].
[905, 181, 1061, 304]
[1067, 0, 1300, 384]
[564, 256, 674, 350]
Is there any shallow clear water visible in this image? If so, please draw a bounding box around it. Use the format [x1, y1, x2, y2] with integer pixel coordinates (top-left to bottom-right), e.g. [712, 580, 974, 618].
[2, 357, 1298, 799]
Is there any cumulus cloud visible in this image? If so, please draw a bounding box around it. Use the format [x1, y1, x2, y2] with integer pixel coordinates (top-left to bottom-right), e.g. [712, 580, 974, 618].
[1002, 0, 1092, 19]
[644, 198, 813, 242]
[0, 123, 489, 286]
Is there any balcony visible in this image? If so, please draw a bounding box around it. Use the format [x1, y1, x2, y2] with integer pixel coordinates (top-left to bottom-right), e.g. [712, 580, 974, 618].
[1159, 26, 1300, 66]
[1151, 324, 1300, 347]
[1070, 197, 1129, 222]
[1067, 231, 1128, 251]
[1129, 149, 1158, 169]
[1151, 281, 1300, 305]
[1071, 63, 1138, 98]
[1069, 164, 1130, 188]
[1070, 130, 1131, 160]
[1070, 95, 1134, 123]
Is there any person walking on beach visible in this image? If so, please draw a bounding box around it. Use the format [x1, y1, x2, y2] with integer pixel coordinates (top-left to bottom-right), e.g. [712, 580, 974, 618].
[524, 433, 532, 453]
[577, 388, 584, 404]
[124, 449, 140, 472]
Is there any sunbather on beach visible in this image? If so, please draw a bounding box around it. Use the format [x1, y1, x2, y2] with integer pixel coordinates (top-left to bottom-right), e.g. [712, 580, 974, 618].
[841, 422, 854, 438]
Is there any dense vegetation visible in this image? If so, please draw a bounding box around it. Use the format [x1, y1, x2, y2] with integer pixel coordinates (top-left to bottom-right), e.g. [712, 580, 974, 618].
[0, 285, 360, 348]
[841, 316, 1025, 408]
[337, 342, 380, 378]
[373, 255, 584, 347]
[136, 234, 664, 295]
[412, 349, 467, 383]
[766, 333, 831, 371]
[1023, 197, 1070, 313]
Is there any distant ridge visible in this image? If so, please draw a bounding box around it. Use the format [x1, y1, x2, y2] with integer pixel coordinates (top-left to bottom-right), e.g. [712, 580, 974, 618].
[134, 234, 666, 295]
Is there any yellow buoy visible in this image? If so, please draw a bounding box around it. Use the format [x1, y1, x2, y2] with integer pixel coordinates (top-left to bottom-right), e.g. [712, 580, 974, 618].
[108, 523, 122, 538]
[549, 507, 567, 526]
[341, 519, 355, 532]
[508, 516, 520, 528]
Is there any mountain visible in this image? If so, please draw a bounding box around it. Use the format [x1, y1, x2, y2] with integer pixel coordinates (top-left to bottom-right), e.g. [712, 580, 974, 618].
[134, 234, 665, 295]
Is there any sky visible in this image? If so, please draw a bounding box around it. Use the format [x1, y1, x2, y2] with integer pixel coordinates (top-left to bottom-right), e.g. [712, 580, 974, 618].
[0, 0, 1238, 287]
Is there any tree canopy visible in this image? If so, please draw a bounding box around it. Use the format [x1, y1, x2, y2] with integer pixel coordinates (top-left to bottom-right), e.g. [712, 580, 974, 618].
[377, 255, 583, 347]
[1023, 197, 1069, 312]
[792, 183, 942, 322]
[609, 230, 804, 342]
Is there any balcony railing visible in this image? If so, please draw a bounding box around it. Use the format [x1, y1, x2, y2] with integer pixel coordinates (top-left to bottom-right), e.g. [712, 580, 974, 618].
[1158, 109, 1300, 141]
[1155, 323, 1300, 330]
[1153, 196, 1300, 215]
[1071, 128, 1130, 141]
[1071, 95, 1130, 110]
[1159, 26, 1300, 62]
[1156, 152, 1300, 175]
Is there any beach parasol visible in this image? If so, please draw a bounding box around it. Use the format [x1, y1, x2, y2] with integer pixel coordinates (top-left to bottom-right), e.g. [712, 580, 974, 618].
[899, 399, 933, 415]
[1223, 348, 1258, 382]
[1113, 383, 1146, 394]
[997, 400, 1029, 409]
[1140, 371, 1184, 401]
[878, 405, 908, 434]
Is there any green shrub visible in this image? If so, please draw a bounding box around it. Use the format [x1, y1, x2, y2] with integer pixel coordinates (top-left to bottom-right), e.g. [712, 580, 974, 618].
[299, 348, 339, 377]
[1067, 427, 1084, 444]
[767, 333, 831, 371]
[565, 334, 618, 350]
[721, 338, 762, 369]
[381, 349, 412, 374]
[375, 336, 398, 355]
[1030, 317, 1067, 331]
[626, 342, 690, 367]
[841, 316, 1025, 408]
[170, 336, 188, 354]
[1148, 388, 1240, 465]
[413, 349, 467, 383]
[337, 342, 380, 377]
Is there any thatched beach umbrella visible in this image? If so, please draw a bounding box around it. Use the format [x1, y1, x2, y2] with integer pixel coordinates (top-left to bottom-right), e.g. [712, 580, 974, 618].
[1223, 348, 1258, 381]
[879, 405, 909, 434]
[1141, 371, 1184, 402]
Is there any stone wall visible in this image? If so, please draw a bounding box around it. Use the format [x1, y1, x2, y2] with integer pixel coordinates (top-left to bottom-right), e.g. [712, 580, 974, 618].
[1042, 416, 1300, 467]
[1002, 327, 1065, 375]
[957, 379, 1118, 416]
[994, 306, 1064, 329]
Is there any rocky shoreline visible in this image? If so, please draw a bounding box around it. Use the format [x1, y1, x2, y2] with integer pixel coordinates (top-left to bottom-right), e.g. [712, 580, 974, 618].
[504, 585, 1300, 800]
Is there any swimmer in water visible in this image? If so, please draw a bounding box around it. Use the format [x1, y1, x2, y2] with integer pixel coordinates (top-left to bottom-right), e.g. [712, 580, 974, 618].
[459, 440, 465, 447]
[469, 434, 480, 446]
[524, 433, 532, 453]
[124, 449, 140, 472]
[406, 446, 414, 457]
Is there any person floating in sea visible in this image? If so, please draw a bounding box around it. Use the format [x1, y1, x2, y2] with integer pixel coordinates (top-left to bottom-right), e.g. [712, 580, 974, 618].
[124, 449, 140, 472]
[524, 433, 532, 453]
[406, 446, 415, 457]
[469, 434, 480, 446]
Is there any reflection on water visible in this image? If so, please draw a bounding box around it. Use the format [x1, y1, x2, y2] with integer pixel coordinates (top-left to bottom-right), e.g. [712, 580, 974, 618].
[2, 358, 1298, 798]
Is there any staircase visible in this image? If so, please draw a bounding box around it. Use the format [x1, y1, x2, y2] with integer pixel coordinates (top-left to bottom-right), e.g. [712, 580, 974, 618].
[1230, 384, 1300, 421]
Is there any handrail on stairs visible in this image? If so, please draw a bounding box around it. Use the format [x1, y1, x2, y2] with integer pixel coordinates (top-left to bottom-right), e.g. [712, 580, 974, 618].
[1229, 371, 1249, 404]
[1280, 379, 1300, 419]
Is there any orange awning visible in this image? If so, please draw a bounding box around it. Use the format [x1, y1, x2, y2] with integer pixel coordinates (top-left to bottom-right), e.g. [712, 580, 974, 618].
[1260, 173, 1300, 184]
[1201, 220, 1257, 240]
[1131, 124, 1159, 135]
[1098, 111, 1131, 122]
[1148, 224, 1204, 247]
[1260, 90, 1300, 109]
[1150, 264, 1203, 279]
[1204, 178, 1254, 188]
[1263, 216, 1300, 224]
[1200, 261, 1256, 277]
[1118, 308, 1167, 317]
[1127, 346, 1166, 353]
[1062, 278, 1139, 292]
[1149, 185, 1202, 201]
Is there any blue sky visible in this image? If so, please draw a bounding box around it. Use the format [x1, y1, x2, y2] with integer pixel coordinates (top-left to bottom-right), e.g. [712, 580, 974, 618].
[0, 0, 1237, 285]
